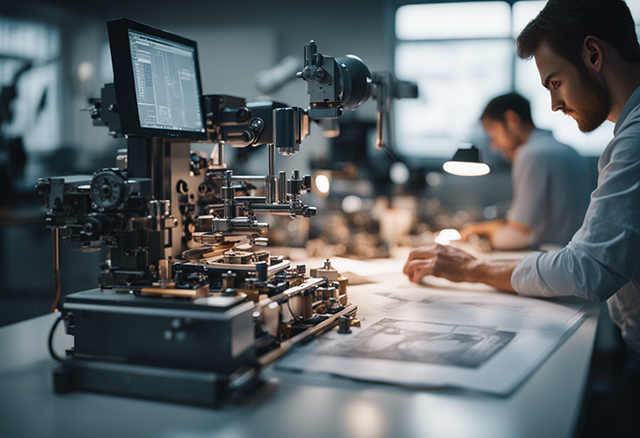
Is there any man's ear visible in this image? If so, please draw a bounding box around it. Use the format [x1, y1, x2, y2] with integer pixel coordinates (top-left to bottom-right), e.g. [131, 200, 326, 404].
[583, 36, 605, 73]
[504, 109, 521, 129]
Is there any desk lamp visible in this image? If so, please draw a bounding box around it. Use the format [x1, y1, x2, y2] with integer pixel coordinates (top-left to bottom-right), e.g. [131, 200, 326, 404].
[443, 144, 490, 176]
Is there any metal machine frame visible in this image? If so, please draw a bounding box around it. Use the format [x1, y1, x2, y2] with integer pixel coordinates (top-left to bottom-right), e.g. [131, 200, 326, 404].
[39, 18, 416, 406]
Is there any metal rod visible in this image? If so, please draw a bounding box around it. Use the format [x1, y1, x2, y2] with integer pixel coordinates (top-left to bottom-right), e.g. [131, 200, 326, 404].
[230, 176, 267, 182]
[50, 228, 61, 313]
[278, 171, 287, 203]
[249, 204, 290, 212]
[375, 110, 384, 149]
[266, 144, 277, 204]
[234, 196, 267, 203]
[266, 176, 276, 204]
[268, 144, 275, 176]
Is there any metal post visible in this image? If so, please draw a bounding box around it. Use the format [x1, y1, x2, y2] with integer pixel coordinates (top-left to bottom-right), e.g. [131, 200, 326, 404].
[266, 144, 277, 204]
[278, 170, 287, 204]
[51, 228, 61, 313]
[268, 144, 275, 176]
[375, 110, 384, 149]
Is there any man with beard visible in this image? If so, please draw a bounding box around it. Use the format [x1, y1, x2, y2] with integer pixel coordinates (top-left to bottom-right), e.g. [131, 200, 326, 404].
[404, 0, 640, 434]
[459, 93, 590, 250]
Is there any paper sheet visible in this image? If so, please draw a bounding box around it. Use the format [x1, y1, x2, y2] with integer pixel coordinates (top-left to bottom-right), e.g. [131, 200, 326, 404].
[277, 282, 585, 395]
[347, 287, 583, 332]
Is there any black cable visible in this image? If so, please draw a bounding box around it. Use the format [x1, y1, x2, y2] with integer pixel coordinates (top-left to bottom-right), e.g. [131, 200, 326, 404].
[286, 299, 303, 324]
[48, 315, 66, 362]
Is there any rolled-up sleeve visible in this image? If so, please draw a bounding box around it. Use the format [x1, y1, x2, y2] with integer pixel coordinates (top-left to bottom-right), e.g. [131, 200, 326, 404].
[512, 225, 640, 301]
[511, 131, 640, 302]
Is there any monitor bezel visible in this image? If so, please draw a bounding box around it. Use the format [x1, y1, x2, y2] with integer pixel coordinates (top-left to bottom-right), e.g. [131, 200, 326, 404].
[107, 18, 208, 140]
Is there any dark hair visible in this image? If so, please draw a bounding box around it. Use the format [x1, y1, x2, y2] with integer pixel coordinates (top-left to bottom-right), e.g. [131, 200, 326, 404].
[480, 93, 533, 125]
[516, 0, 640, 69]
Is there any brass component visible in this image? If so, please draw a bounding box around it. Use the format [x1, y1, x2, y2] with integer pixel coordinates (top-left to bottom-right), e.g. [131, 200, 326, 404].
[279, 323, 291, 337]
[152, 281, 176, 288]
[336, 277, 348, 296]
[140, 284, 210, 299]
[223, 250, 269, 264]
[237, 289, 261, 303]
[314, 303, 327, 314]
[302, 294, 313, 319]
[310, 259, 339, 280]
[182, 242, 236, 260]
[311, 259, 348, 294]
[310, 102, 337, 108]
[350, 318, 361, 328]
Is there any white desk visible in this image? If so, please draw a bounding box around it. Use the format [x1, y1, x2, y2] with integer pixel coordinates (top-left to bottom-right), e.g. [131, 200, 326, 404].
[0, 261, 598, 438]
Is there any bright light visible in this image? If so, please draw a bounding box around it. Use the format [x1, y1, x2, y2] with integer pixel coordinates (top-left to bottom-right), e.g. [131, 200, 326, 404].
[435, 228, 462, 245]
[345, 401, 385, 438]
[426, 171, 443, 187]
[389, 162, 410, 185]
[341, 195, 362, 214]
[77, 60, 94, 82]
[396, 2, 511, 40]
[314, 173, 331, 195]
[443, 161, 490, 177]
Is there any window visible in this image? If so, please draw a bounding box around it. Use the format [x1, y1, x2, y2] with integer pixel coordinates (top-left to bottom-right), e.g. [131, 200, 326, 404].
[0, 16, 61, 152]
[394, 1, 616, 158]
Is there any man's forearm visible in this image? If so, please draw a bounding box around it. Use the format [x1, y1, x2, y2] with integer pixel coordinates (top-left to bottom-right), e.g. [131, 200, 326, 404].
[469, 259, 521, 292]
[476, 219, 506, 235]
[489, 225, 531, 250]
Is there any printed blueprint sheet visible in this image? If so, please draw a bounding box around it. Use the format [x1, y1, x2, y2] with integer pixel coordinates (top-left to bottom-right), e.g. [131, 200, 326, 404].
[277, 285, 585, 395]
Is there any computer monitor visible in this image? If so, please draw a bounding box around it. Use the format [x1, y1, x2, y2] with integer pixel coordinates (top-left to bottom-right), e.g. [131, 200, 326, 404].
[107, 18, 207, 139]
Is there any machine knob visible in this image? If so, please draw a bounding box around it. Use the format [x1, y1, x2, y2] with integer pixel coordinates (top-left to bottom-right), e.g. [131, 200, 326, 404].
[82, 214, 108, 238]
[255, 261, 268, 282]
[337, 315, 352, 334]
[236, 107, 250, 123]
[241, 130, 256, 143]
[90, 169, 127, 210]
[313, 67, 325, 81]
[176, 180, 189, 195]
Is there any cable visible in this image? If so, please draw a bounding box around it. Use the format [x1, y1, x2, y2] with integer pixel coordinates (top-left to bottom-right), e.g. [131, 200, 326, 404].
[286, 299, 303, 324]
[51, 228, 61, 313]
[48, 315, 66, 362]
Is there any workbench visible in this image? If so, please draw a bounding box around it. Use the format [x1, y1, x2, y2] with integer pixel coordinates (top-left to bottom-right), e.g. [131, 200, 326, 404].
[0, 252, 599, 438]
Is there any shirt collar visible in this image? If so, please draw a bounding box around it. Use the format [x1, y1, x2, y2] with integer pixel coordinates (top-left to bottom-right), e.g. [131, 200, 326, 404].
[524, 128, 550, 146]
[615, 85, 640, 135]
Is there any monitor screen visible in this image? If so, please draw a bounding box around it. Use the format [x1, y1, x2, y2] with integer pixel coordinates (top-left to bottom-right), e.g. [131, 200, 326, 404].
[108, 19, 207, 139]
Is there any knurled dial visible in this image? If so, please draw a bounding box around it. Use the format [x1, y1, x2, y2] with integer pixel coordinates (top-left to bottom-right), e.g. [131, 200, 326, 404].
[90, 169, 126, 209]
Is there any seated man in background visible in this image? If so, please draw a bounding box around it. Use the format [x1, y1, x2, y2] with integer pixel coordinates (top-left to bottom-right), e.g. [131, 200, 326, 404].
[459, 93, 591, 249]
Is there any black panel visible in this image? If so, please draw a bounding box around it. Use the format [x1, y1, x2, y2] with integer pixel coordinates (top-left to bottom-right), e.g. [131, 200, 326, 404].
[107, 18, 207, 139]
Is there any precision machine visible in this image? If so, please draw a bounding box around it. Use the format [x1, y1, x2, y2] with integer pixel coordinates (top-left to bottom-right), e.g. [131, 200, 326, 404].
[38, 18, 415, 406]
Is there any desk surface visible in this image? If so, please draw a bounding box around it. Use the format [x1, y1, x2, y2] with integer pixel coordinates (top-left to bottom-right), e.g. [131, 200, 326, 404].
[0, 263, 599, 438]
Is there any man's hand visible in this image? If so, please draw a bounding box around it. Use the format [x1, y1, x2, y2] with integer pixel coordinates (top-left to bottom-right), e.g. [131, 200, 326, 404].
[403, 244, 520, 292]
[459, 220, 505, 241]
[403, 244, 479, 284]
[459, 222, 482, 241]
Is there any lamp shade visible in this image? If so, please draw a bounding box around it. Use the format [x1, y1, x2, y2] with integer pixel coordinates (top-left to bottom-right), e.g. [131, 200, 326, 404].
[443, 145, 490, 177]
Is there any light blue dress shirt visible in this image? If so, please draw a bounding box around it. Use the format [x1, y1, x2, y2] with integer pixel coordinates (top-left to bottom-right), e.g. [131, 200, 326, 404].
[510, 129, 590, 246]
[512, 86, 640, 354]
